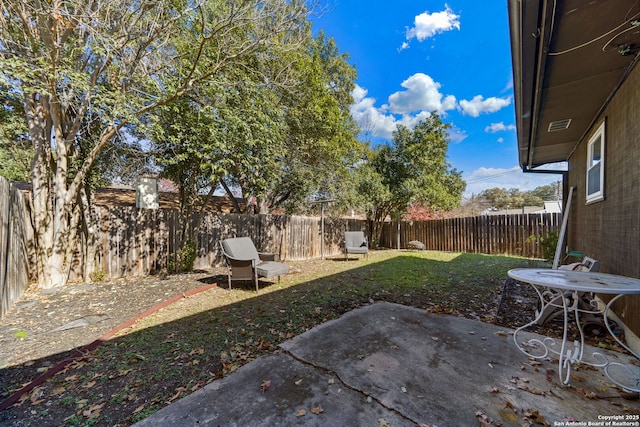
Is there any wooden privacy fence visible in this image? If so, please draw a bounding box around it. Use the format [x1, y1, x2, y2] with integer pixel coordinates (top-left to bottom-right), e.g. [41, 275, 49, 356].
[0, 177, 31, 319]
[0, 192, 562, 296]
[90, 207, 560, 280]
[379, 213, 561, 258]
[88, 207, 368, 280]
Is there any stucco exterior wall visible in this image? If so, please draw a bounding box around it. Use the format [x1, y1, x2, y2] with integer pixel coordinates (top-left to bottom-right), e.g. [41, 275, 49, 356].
[567, 60, 640, 340]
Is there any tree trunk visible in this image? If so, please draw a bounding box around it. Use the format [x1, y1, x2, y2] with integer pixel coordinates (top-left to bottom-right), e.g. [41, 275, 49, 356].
[256, 197, 270, 214]
[78, 185, 101, 281]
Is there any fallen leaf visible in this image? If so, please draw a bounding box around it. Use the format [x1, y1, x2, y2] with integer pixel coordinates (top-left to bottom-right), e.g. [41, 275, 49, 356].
[573, 387, 598, 399]
[474, 411, 494, 427]
[260, 379, 271, 392]
[310, 406, 324, 415]
[82, 403, 105, 419]
[546, 368, 554, 382]
[168, 386, 188, 402]
[29, 386, 44, 405]
[528, 387, 545, 396]
[494, 330, 508, 337]
[489, 387, 500, 393]
[523, 408, 546, 424]
[502, 399, 516, 412]
[294, 379, 303, 386]
[296, 409, 307, 417]
[51, 386, 66, 396]
[327, 378, 335, 385]
[570, 373, 585, 382]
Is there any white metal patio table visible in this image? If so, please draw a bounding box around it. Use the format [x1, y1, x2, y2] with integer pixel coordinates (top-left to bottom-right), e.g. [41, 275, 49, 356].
[507, 268, 640, 391]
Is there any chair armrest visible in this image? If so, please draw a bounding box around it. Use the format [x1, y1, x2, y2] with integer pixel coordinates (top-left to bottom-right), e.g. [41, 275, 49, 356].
[259, 252, 280, 262]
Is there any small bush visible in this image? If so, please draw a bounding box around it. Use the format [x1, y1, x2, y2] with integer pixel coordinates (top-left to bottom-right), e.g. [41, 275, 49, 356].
[90, 269, 106, 282]
[540, 230, 559, 261]
[170, 239, 198, 273]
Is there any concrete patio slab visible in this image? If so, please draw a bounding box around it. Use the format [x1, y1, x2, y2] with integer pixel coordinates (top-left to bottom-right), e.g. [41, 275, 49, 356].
[135, 302, 640, 426]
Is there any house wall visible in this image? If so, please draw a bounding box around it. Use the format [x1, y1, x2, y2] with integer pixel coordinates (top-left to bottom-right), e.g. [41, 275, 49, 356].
[567, 60, 640, 340]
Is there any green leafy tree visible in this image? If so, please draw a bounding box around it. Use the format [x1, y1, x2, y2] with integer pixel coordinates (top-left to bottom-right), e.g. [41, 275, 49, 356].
[151, 30, 361, 217]
[0, 0, 315, 288]
[0, 85, 31, 181]
[479, 183, 560, 210]
[352, 114, 465, 245]
[531, 182, 561, 201]
[256, 32, 361, 214]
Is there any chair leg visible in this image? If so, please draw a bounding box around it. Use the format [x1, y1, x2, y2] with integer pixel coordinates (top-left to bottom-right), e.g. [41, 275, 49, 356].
[254, 270, 259, 292]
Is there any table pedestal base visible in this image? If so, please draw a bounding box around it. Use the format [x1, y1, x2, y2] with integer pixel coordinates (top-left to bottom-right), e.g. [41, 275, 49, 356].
[514, 287, 640, 392]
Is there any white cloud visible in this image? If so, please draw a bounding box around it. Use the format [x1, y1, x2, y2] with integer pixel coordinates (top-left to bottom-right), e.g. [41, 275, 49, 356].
[448, 126, 467, 144]
[463, 166, 562, 198]
[405, 5, 461, 43]
[497, 137, 504, 143]
[351, 74, 459, 139]
[350, 85, 398, 139]
[350, 76, 514, 143]
[388, 73, 456, 115]
[485, 122, 516, 133]
[459, 95, 511, 117]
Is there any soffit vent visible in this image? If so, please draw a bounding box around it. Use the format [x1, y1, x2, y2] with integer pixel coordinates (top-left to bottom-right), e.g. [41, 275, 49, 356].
[548, 119, 572, 132]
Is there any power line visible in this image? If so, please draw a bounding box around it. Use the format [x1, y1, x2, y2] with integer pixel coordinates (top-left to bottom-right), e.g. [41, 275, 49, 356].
[464, 169, 520, 184]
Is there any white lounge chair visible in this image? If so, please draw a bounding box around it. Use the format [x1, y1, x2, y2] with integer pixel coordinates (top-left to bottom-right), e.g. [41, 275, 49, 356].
[344, 231, 368, 260]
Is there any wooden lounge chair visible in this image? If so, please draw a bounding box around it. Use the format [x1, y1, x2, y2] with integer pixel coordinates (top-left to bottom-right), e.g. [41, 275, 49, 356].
[220, 237, 289, 292]
[344, 231, 368, 260]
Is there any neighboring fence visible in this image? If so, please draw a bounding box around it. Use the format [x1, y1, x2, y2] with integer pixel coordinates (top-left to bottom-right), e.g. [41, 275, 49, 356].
[0, 177, 31, 319]
[379, 213, 561, 259]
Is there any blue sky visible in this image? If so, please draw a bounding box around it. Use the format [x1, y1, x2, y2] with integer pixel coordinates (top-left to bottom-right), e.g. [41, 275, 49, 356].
[311, 1, 564, 199]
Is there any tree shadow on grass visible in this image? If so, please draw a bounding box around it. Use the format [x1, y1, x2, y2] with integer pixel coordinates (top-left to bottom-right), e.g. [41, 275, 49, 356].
[0, 252, 533, 426]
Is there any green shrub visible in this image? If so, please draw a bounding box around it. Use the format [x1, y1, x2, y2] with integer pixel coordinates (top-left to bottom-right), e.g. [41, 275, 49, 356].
[540, 230, 559, 261]
[170, 239, 198, 273]
[90, 268, 106, 282]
